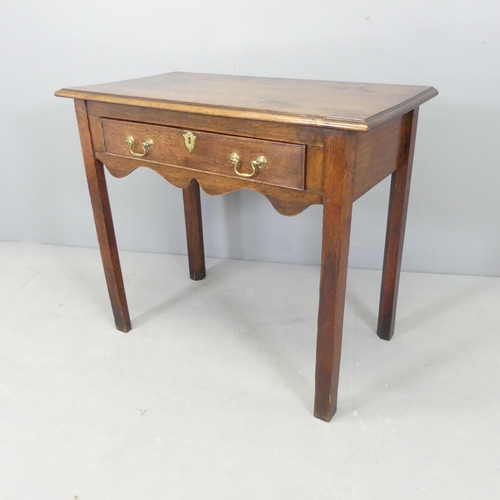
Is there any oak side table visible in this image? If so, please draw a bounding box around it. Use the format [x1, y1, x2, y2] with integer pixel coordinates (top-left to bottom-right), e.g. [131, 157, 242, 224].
[56, 73, 437, 421]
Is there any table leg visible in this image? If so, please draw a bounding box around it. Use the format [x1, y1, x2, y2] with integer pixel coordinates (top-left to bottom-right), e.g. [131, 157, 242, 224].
[377, 109, 419, 341]
[314, 132, 357, 422]
[183, 179, 206, 281]
[75, 100, 131, 333]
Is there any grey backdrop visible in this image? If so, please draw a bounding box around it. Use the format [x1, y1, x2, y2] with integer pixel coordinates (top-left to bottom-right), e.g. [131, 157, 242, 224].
[1, 0, 499, 276]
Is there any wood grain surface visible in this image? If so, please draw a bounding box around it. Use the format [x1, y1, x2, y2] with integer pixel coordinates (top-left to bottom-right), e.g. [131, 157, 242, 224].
[377, 109, 419, 341]
[74, 100, 131, 332]
[57, 74, 437, 421]
[314, 131, 357, 422]
[183, 179, 206, 281]
[56, 72, 437, 131]
[95, 152, 322, 216]
[101, 118, 306, 190]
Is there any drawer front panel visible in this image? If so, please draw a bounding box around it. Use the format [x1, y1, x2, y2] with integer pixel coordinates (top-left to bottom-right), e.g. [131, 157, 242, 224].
[101, 119, 305, 190]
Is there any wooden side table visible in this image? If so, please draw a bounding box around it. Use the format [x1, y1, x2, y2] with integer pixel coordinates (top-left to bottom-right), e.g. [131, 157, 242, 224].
[56, 73, 437, 421]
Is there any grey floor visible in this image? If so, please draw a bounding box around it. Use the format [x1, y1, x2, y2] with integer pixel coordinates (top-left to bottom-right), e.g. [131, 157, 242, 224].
[1, 241, 499, 499]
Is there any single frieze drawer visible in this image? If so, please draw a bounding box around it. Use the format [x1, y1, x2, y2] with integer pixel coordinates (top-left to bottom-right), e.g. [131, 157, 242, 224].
[101, 119, 306, 190]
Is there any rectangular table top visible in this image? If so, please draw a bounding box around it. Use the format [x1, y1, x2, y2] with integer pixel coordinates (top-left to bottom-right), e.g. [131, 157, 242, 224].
[56, 72, 437, 131]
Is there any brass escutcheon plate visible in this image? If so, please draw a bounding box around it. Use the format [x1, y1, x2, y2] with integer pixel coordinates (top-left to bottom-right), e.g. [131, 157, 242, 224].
[183, 131, 196, 153]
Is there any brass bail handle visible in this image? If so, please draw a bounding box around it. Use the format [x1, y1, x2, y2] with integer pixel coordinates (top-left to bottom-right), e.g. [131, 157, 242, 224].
[230, 153, 267, 178]
[125, 135, 154, 157]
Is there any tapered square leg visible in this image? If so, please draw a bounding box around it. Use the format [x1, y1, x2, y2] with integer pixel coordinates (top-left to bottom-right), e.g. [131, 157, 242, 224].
[75, 100, 131, 332]
[314, 132, 357, 422]
[183, 179, 206, 281]
[377, 109, 419, 341]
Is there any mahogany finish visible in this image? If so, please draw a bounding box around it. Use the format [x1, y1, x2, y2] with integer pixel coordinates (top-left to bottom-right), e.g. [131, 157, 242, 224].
[56, 73, 437, 421]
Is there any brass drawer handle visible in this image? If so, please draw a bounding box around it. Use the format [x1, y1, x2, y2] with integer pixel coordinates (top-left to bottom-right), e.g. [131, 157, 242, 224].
[230, 153, 267, 178]
[125, 135, 154, 157]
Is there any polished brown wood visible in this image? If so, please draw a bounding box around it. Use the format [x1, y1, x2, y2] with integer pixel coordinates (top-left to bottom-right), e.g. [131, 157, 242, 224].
[183, 179, 206, 281]
[101, 118, 306, 190]
[96, 152, 322, 216]
[56, 72, 437, 131]
[85, 101, 328, 146]
[57, 73, 437, 422]
[305, 146, 325, 193]
[74, 100, 131, 332]
[353, 115, 404, 200]
[314, 132, 357, 421]
[377, 109, 419, 341]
